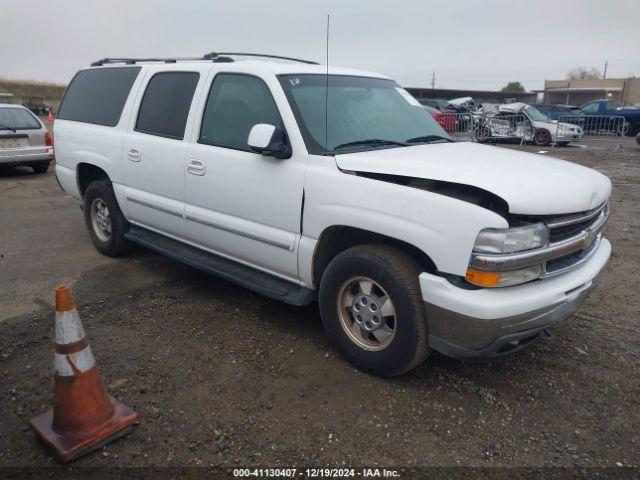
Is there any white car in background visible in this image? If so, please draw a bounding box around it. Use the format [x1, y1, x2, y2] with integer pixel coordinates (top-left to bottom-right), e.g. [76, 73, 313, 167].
[496, 102, 584, 146]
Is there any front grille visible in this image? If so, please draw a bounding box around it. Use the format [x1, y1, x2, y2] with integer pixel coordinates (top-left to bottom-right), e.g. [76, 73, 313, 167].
[545, 238, 600, 275]
[541, 203, 607, 277]
[470, 203, 608, 280]
[550, 217, 597, 243]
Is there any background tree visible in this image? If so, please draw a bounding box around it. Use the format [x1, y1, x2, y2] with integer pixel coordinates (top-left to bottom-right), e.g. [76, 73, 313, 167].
[567, 67, 602, 80]
[501, 81, 525, 92]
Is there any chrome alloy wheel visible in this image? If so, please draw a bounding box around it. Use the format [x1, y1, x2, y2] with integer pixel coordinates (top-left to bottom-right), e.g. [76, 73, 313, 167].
[90, 197, 112, 242]
[337, 276, 397, 351]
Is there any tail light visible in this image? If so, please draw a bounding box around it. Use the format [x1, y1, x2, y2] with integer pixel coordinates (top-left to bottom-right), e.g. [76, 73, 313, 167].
[45, 131, 53, 148]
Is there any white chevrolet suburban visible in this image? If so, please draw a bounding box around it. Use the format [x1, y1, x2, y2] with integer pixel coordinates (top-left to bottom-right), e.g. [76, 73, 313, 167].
[54, 53, 611, 377]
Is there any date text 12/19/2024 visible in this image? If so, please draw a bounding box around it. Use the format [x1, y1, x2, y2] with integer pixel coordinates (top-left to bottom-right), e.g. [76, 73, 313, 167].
[233, 468, 401, 478]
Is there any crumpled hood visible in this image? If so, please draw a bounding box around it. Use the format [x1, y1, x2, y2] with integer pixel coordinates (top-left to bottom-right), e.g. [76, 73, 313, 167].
[335, 142, 611, 215]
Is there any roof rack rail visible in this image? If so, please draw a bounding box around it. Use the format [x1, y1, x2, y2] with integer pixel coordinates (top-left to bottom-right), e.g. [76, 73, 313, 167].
[90, 57, 216, 67]
[90, 52, 318, 67]
[204, 52, 319, 65]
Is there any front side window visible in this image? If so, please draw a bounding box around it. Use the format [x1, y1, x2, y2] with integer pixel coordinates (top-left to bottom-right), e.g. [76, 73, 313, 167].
[199, 73, 283, 151]
[278, 74, 449, 155]
[581, 102, 599, 114]
[0, 107, 41, 130]
[135, 72, 199, 139]
[523, 106, 550, 121]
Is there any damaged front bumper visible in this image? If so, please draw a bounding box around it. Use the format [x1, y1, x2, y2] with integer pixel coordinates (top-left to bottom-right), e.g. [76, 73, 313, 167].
[419, 238, 610, 359]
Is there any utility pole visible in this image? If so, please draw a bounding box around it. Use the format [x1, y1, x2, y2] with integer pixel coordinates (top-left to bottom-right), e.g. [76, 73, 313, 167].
[603, 60, 608, 80]
[431, 71, 435, 89]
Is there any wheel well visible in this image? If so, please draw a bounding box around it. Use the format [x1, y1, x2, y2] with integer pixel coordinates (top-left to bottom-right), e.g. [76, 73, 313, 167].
[77, 163, 110, 196]
[312, 226, 437, 287]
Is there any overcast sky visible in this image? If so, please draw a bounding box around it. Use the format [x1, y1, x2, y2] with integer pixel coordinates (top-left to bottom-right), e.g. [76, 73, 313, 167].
[2, 0, 639, 91]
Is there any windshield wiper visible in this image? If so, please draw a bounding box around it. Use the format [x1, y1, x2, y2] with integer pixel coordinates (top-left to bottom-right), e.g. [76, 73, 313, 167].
[0, 124, 16, 132]
[333, 139, 408, 151]
[406, 135, 454, 144]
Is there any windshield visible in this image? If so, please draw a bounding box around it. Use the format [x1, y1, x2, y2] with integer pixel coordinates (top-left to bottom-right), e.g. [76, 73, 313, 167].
[523, 106, 550, 122]
[278, 74, 450, 154]
[0, 107, 41, 130]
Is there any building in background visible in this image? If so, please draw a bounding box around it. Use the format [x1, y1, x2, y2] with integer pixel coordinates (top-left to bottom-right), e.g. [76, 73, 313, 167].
[543, 78, 640, 106]
[404, 87, 537, 106]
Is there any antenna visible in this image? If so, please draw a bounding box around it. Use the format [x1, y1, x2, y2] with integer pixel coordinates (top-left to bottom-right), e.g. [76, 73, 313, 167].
[324, 14, 330, 153]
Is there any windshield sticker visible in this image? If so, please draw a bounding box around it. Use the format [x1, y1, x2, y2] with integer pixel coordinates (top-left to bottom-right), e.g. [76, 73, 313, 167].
[395, 87, 421, 107]
[289, 77, 302, 87]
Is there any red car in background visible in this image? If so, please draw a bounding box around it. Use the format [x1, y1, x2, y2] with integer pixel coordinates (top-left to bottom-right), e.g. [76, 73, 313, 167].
[423, 105, 459, 133]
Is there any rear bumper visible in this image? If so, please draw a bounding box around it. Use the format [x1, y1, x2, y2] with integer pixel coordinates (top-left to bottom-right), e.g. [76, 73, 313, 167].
[420, 238, 610, 359]
[0, 148, 54, 166]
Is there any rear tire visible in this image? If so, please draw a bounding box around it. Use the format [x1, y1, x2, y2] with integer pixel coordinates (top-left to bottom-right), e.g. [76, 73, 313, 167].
[83, 180, 131, 257]
[31, 163, 50, 173]
[618, 122, 630, 137]
[319, 244, 431, 377]
[476, 126, 491, 143]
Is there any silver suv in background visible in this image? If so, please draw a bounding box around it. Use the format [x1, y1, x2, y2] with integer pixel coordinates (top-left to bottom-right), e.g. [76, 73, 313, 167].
[0, 104, 54, 173]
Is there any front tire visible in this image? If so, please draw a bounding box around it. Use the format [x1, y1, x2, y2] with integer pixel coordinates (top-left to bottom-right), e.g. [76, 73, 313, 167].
[319, 245, 431, 377]
[83, 180, 131, 256]
[533, 129, 552, 146]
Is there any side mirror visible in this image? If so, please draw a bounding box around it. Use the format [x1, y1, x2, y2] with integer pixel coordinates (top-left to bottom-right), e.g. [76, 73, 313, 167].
[248, 124, 291, 159]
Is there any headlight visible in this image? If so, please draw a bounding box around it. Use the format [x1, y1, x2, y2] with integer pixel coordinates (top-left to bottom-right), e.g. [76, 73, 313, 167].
[473, 223, 549, 254]
[465, 265, 542, 288]
[467, 223, 549, 287]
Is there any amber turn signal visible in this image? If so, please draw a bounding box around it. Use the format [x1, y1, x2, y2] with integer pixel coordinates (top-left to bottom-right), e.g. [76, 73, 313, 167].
[465, 268, 501, 287]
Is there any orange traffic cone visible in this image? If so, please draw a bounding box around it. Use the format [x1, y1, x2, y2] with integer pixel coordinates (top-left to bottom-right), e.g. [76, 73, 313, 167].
[30, 286, 139, 462]
[47, 110, 54, 122]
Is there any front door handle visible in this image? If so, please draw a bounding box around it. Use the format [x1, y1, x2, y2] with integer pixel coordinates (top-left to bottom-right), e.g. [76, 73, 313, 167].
[187, 159, 206, 176]
[128, 148, 141, 162]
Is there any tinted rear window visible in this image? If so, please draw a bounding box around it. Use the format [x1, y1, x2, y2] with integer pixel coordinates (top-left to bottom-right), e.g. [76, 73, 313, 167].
[135, 72, 199, 139]
[0, 107, 41, 130]
[58, 67, 140, 126]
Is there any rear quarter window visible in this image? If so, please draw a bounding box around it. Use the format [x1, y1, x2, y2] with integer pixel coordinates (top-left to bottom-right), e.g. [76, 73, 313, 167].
[58, 67, 141, 126]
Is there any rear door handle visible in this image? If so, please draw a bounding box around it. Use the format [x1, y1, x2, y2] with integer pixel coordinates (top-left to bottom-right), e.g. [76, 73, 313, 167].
[187, 159, 206, 176]
[128, 148, 141, 162]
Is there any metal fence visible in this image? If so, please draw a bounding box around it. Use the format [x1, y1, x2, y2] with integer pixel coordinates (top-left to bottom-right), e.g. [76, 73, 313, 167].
[428, 110, 629, 151]
[553, 114, 627, 151]
[431, 112, 475, 141]
[476, 113, 533, 144]
[431, 112, 533, 144]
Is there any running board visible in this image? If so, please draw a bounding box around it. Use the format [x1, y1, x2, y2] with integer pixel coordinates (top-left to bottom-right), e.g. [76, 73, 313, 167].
[125, 225, 315, 306]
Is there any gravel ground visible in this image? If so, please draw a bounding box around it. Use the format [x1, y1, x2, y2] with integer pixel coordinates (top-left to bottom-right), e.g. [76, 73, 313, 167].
[0, 142, 639, 476]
